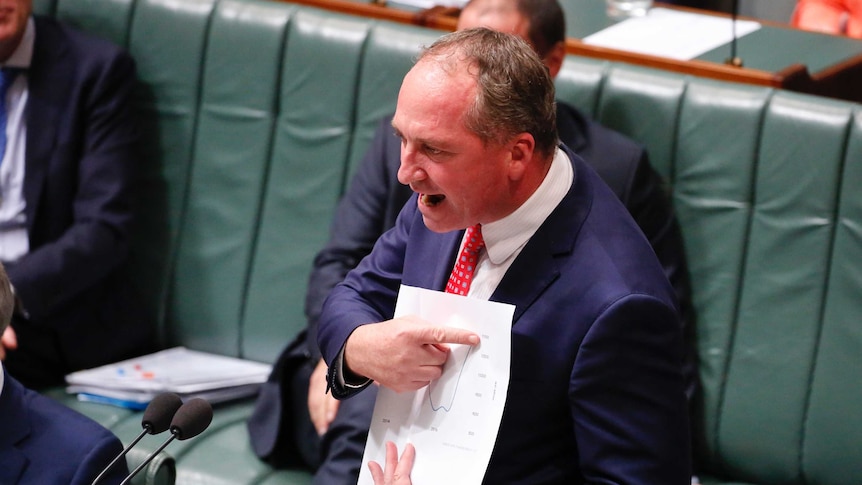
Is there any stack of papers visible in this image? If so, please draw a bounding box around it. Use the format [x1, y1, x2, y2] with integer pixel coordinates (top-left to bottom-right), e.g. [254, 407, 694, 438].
[65, 347, 272, 409]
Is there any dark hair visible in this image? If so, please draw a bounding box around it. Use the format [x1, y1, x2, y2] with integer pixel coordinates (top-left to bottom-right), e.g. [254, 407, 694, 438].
[460, 0, 566, 59]
[418, 28, 558, 158]
[516, 0, 566, 59]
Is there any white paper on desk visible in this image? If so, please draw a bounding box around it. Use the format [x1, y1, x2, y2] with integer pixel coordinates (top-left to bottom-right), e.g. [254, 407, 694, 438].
[387, 0, 468, 9]
[583, 7, 761, 60]
[357, 285, 514, 485]
[65, 347, 271, 392]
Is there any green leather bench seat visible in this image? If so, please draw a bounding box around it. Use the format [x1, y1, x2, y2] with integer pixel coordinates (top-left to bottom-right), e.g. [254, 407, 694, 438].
[32, 0, 862, 484]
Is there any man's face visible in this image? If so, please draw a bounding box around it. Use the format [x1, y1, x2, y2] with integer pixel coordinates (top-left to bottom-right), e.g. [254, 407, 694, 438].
[0, 0, 30, 57]
[394, 60, 519, 233]
[456, 0, 531, 44]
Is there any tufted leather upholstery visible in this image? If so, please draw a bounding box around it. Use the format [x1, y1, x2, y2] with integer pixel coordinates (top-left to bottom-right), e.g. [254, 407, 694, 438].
[36, 0, 862, 484]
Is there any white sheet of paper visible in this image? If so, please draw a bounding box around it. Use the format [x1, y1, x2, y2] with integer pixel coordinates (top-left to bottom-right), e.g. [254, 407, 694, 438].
[583, 7, 761, 60]
[357, 285, 514, 485]
[387, 0, 468, 9]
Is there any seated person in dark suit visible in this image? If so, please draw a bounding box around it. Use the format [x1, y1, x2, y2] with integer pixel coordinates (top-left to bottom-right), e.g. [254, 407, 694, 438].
[248, 0, 696, 482]
[0, 262, 129, 485]
[318, 27, 690, 483]
[0, 0, 152, 389]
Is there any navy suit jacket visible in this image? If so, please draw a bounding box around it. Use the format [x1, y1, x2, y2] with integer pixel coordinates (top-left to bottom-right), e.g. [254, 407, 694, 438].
[248, 102, 697, 468]
[0, 369, 128, 484]
[318, 147, 691, 484]
[5, 17, 151, 377]
[306, 103, 694, 370]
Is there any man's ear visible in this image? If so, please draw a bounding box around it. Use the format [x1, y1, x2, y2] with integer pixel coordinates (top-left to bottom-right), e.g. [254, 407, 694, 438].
[543, 41, 566, 79]
[507, 133, 536, 181]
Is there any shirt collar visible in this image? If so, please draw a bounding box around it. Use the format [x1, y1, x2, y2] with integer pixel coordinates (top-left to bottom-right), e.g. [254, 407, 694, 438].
[3, 17, 35, 70]
[0, 360, 5, 399]
[482, 147, 573, 264]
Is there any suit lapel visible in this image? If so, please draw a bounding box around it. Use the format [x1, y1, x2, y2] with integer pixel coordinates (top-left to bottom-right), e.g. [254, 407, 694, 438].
[492, 229, 561, 324]
[404, 146, 591, 324]
[23, 18, 66, 231]
[492, 146, 591, 324]
[0, 371, 32, 484]
[403, 217, 461, 292]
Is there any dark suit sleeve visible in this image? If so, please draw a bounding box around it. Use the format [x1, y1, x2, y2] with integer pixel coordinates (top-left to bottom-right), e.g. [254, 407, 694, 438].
[317, 200, 413, 398]
[556, 103, 698, 401]
[572, 294, 691, 484]
[8, 47, 139, 320]
[70, 432, 127, 485]
[304, 116, 405, 359]
[624, 152, 698, 401]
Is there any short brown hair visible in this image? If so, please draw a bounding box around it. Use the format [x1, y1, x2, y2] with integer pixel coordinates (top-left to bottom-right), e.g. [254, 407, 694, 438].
[418, 28, 558, 158]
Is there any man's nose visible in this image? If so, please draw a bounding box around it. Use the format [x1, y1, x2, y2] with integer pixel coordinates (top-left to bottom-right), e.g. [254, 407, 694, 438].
[397, 145, 425, 185]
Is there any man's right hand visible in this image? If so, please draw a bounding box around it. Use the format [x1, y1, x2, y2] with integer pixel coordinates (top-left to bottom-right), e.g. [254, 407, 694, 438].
[0, 325, 17, 360]
[343, 315, 480, 392]
[308, 358, 340, 435]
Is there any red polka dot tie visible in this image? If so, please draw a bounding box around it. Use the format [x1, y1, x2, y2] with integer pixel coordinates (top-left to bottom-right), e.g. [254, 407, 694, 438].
[446, 224, 485, 296]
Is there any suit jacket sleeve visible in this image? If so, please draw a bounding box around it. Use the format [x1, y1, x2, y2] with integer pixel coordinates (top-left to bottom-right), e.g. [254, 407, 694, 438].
[8, 34, 140, 321]
[70, 432, 127, 485]
[558, 105, 694, 387]
[304, 116, 405, 359]
[317, 199, 414, 395]
[572, 294, 691, 484]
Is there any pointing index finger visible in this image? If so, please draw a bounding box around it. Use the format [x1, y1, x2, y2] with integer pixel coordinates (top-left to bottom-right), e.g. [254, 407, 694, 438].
[423, 326, 480, 346]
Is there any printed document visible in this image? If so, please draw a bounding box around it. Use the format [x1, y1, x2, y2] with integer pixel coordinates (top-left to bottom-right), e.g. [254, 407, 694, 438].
[584, 7, 761, 60]
[65, 347, 272, 407]
[357, 285, 514, 485]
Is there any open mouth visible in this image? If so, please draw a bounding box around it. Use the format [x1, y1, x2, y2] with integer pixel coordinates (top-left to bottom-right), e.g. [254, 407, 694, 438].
[420, 194, 446, 207]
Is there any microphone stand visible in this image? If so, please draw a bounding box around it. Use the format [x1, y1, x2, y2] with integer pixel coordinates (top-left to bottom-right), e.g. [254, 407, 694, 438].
[119, 432, 179, 485]
[92, 393, 182, 485]
[119, 398, 213, 485]
[91, 427, 150, 485]
[725, 0, 743, 67]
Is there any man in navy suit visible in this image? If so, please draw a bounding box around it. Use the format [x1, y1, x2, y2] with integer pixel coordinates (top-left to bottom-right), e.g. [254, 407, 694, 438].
[318, 28, 691, 483]
[0, 262, 128, 485]
[248, 0, 696, 482]
[0, 0, 152, 388]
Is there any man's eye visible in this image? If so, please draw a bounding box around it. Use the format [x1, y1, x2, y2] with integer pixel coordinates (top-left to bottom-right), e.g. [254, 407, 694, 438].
[424, 145, 443, 156]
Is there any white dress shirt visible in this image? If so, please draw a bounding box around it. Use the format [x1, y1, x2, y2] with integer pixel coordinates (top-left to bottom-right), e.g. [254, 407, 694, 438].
[0, 17, 35, 263]
[461, 147, 573, 300]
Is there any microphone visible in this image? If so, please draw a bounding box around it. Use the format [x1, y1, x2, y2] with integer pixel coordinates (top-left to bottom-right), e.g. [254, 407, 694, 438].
[120, 398, 214, 485]
[725, 0, 743, 67]
[92, 393, 183, 485]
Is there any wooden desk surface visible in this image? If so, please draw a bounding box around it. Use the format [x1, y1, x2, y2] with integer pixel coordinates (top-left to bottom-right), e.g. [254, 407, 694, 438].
[282, 0, 862, 102]
[560, 1, 862, 102]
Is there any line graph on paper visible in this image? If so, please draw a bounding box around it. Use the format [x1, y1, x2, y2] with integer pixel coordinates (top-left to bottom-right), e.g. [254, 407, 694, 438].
[357, 285, 513, 485]
[428, 344, 473, 412]
[411, 334, 502, 453]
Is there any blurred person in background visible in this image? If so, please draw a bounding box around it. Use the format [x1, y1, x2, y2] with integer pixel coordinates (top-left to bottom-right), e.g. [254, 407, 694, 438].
[0, 261, 128, 484]
[0, 0, 151, 389]
[793, 0, 862, 38]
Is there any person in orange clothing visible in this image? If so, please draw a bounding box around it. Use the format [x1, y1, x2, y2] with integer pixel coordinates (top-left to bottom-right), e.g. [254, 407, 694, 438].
[792, 0, 862, 38]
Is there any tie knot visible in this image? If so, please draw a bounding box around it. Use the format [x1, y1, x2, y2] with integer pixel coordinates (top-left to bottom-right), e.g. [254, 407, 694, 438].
[464, 224, 484, 254]
[445, 224, 485, 296]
